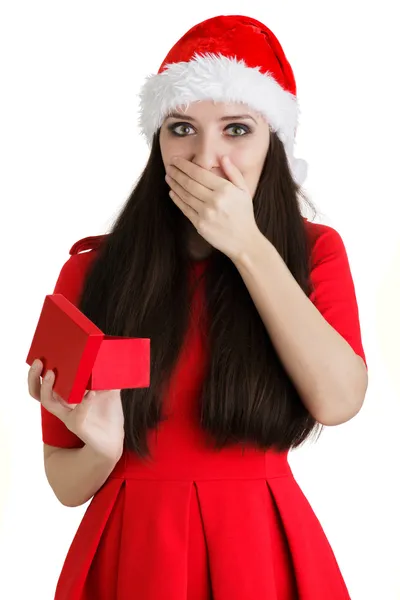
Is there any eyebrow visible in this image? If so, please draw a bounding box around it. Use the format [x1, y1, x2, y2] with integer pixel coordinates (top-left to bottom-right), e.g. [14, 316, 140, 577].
[166, 111, 258, 124]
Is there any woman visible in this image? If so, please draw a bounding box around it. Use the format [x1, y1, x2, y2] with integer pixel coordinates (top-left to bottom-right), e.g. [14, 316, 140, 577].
[28, 14, 368, 600]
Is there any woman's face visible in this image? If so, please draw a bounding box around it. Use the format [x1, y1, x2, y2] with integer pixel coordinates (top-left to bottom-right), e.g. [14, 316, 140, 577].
[159, 100, 271, 199]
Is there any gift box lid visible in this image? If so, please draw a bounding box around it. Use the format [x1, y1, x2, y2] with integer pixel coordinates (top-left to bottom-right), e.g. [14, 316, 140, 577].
[27, 294, 105, 403]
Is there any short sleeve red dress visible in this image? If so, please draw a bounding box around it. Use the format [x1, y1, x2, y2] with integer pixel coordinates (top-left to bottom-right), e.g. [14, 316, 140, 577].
[41, 220, 367, 600]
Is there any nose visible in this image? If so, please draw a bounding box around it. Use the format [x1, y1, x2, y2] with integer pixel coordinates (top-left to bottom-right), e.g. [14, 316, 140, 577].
[190, 134, 220, 172]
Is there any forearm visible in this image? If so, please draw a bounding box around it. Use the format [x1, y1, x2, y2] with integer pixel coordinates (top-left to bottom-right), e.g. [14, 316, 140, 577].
[44, 444, 121, 507]
[233, 232, 367, 425]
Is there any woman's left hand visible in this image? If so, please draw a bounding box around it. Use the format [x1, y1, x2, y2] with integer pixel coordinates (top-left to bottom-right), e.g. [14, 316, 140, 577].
[165, 155, 260, 261]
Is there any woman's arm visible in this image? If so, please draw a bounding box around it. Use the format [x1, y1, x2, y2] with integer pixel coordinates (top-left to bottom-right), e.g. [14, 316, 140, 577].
[233, 231, 368, 426]
[43, 443, 121, 507]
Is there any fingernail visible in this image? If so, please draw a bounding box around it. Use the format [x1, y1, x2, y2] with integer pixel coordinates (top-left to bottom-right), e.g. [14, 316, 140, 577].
[32, 360, 39, 370]
[44, 371, 53, 382]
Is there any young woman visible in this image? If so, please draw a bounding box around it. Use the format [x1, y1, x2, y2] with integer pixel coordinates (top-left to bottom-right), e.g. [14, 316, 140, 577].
[28, 14, 368, 600]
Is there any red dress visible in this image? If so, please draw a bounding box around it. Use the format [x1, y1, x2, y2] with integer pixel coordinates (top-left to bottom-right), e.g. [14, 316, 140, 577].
[41, 220, 367, 600]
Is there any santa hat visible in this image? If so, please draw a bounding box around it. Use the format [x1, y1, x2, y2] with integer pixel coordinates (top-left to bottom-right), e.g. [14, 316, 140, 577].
[138, 15, 308, 186]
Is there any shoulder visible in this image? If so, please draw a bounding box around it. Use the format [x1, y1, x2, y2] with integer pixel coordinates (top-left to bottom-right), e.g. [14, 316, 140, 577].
[303, 219, 355, 297]
[53, 234, 109, 303]
[303, 218, 346, 264]
[65, 233, 108, 274]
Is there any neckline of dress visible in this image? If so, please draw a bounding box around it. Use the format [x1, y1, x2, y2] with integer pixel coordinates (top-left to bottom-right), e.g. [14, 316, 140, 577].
[189, 255, 211, 275]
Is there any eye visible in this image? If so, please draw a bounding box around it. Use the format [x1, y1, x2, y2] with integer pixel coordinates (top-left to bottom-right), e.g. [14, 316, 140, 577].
[225, 124, 251, 137]
[168, 122, 195, 136]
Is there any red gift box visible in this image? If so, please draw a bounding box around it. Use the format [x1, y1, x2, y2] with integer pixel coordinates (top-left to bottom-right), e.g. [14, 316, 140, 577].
[26, 294, 150, 404]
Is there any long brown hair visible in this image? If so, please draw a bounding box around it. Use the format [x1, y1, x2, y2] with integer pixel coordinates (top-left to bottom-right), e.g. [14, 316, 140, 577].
[78, 130, 323, 457]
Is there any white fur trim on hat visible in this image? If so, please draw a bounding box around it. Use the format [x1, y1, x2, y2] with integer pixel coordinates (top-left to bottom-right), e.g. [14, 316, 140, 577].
[138, 53, 308, 186]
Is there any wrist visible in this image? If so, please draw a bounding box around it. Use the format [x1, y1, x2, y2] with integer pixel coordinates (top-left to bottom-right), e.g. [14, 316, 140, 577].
[83, 443, 123, 466]
[233, 229, 270, 269]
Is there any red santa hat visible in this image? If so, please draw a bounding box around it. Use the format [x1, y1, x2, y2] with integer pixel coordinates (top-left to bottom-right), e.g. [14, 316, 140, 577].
[138, 14, 308, 186]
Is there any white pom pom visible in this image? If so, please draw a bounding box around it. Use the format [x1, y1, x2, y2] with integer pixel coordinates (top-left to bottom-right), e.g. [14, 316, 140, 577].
[288, 156, 308, 187]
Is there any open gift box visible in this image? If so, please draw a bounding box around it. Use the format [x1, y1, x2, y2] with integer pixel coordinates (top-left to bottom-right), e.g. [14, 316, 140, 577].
[26, 293, 150, 404]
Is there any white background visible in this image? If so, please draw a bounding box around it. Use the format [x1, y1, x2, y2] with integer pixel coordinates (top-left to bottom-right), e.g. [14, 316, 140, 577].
[1, 1, 399, 598]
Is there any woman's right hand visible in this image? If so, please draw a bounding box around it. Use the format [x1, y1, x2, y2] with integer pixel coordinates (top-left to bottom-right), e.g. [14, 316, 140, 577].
[28, 359, 125, 462]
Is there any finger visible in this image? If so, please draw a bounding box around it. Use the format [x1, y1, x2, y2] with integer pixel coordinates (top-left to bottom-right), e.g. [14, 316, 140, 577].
[40, 371, 72, 422]
[52, 391, 76, 410]
[170, 157, 219, 190]
[65, 391, 96, 424]
[78, 389, 94, 407]
[166, 169, 209, 202]
[169, 189, 198, 222]
[81, 390, 96, 405]
[53, 388, 91, 409]
[166, 175, 203, 212]
[28, 359, 43, 401]
[220, 155, 247, 190]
